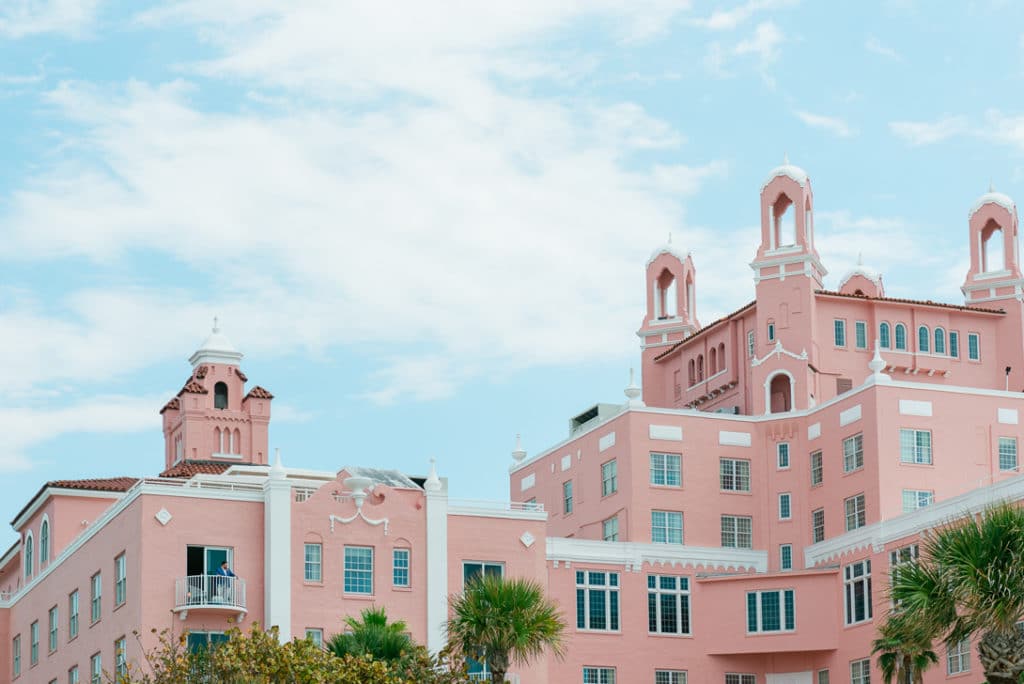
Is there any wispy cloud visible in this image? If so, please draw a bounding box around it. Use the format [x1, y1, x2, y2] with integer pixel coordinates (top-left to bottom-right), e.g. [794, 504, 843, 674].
[692, 0, 798, 30]
[889, 115, 969, 145]
[795, 110, 854, 137]
[0, 0, 99, 38]
[865, 37, 901, 60]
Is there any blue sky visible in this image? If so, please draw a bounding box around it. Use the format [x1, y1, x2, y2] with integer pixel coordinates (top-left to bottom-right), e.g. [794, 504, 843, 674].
[1, 0, 1023, 545]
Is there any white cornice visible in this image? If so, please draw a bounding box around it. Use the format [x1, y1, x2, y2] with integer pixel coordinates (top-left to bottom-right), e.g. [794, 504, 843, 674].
[12, 488, 126, 531]
[547, 537, 766, 573]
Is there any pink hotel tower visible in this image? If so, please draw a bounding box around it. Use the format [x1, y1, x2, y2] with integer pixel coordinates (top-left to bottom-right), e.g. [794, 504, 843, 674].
[2, 161, 1024, 684]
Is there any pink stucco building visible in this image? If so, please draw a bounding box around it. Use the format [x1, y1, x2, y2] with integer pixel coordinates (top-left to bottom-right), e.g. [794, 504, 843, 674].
[1, 161, 1023, 684]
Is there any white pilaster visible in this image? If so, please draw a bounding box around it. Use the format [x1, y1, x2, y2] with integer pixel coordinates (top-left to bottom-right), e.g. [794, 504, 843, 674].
[424, 461, 448, 654]
[263, 451, 291, 641]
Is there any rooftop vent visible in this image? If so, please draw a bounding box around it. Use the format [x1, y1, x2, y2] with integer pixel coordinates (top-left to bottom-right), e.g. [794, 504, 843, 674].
[569, 403, 623, 436]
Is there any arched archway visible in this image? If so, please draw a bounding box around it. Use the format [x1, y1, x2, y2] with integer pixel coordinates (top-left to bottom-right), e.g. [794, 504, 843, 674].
[765, 371, 794, 414]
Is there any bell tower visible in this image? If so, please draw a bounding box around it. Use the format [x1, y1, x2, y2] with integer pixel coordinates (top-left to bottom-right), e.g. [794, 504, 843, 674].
[160, 320, 273, 470]
[962, 186, 1022, 303]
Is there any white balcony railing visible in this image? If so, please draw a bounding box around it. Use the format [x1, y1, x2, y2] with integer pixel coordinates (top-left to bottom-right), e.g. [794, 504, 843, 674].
[173, 575, 247, 620]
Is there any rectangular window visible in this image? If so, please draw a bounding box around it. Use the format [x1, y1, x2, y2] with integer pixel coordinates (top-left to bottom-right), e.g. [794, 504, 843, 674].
[810, 450, 823, 486]
[657, 671, 687, 684]
[778, 493, 792, 520]
[844, 559, 873, 625]
[946, 638, 970, 674]
[563, 480, 574, 514]
[721, 515, 753, 548]
[12, 634, 19, 677]
[90, 572, 101, 623]
[968, 333, 980, 360]
[392, 549, 410, 588]
[343, 546, 373, 595]
[48, 606, 58, 653]
[949, 331, 959, 358]
[855, 321, 867, 349]
[780, 544, 793, 571]
[651, 511, 683, 544]
[650, 453, 681, 486]
[115, 636, 127, 677]
[304, 543, 322, 582]
[834, 319, 846, 347]
[777, 443, 790, 469]
[746, 589, 795, 632]
[845, 494, 866, 531]
[69, 590, 79, 640]
[463, 561, 503, 586]
[837, 377, 853, 395]
[601, 460, 617, 496]
[720, 458, 751, 491]
[115, 553, 126, 607]
[726, 674, 756, 684]
[90, 653, 101, 684]
[576, 571, 620, 631]
[30, 621, 38, 666]
[999, 437, 1018, 471]
[818, 670, 829, 684]
[850, 659, 870, 684]
[583, 667, 616, 684]
[899, 429, 932, 464]
[602, 516, 619, 542]
[647, 574, 690, 635]
[69, 666, 79, 684]
[889, 543, 919, 568]
[901, 489, 933, 513]
[767, 322, 776, 342]
[812, 508, 825, 543]
[305, 629, 323, 649]
[748, 331, 756, 357]
[843, 434, 864, 473]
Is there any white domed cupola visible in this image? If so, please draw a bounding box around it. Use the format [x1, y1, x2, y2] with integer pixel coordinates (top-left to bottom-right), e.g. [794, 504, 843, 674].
[963, 184, 1022, 302]
[838, 253, 885, 298]
[189, 318, 244, 368]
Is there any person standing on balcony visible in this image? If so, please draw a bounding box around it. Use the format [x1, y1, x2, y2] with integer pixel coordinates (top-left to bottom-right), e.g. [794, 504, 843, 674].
[213, 561, 236, 604]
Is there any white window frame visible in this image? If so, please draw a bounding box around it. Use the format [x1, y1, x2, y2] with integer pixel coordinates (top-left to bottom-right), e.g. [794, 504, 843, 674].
[30, 621, 38, 666]
[843, 433, 864, 473]
[949, 330, 960, 358]
[810, 450, 823, 486]
[834, 319, 846, 347]
[879, 322, 891, 349]
[843, 559, 872, 625]
[12, 634, 20, 678]
[69, 590, 79, 640]
[563, 480, 574, 513]
[901, 489, 933, 513]
[780, 544, 793, 571]
[899, 428, 932, 465]
[90, 652, 101, 684]
[845, 493, 866, 531]
[48, 605, 58, 653]
[746, 589, 795, 633]
[462, 561, 504, 587]
[114, 636, 127, 677]
[602, 516, 619, 542]
[576, 570, 620, 632]
[812, 508, 825, 543]
[767, 321, 776, 342]
[304, 542, 322, 583]
[651, 510, 683, 544]
[343, 546, 373, 595]
[747, 330, 755, 357]
[650, 452, 681, 487]
[854, 320, 867, 350]
[946, 638, 970, 675]
[392, 548, 410, 588]
[726, 674, 756, 684]
[647, 574, 690, 635]
[601, 459, 618, 496]
[850, 658, 870, 684]
[999, 436, 1018, 471]
[894, 323, 907, 350]
[114, 553, 126, 607]
[720, 458, 751, 492]
[583, 666, 616, 684]
[778, 493, 792, 520]
[656, 671, 687, 684]
[90, 572, 101, 624]
[777, 443, 790, 469]
[721, 515, 753, 548]
[305, 628, 324, 649]
[967, 332, 980, 361]
[918, 325, 930, 353]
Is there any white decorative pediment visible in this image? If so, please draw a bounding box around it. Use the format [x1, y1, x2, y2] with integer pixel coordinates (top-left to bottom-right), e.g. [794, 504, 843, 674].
[751, 340, 808, 367]
[329, 511, 389, 535]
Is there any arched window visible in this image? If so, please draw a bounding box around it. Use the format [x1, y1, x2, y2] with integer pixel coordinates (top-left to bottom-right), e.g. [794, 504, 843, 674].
[233, 429, 241, 455]
[688, 359, 695, 386]
[24, 533, 33, 581]
[918, 326, 930, 353]
[709, 347, 718, 376]
[39, 519, 49, 567]
[934, 327, 946, 355]
[214, 382, 228, 410]
[768, 373, 793, 414]
[697, 355, 704, 382]
[215, 427, 223, 453]
[656, 269, 676, 319]
[879, 323, 891, 349]
[895, 324, 907, 351]
[773, 194, 796, 247]
[718, 343, 726, 370]
[982, 220, 1005, 272]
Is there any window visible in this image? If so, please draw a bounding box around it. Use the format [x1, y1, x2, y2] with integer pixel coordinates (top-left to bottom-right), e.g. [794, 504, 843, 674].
[855, 321, 867, 349]
[303, 543, 322, 582]
[647, 575, 690, 634]
[214, 381, 228, 409]
[949, 331, 959, 358]
[392, 549, 410, 588]
[899, 429, 932, 464]
[29, 622, 37, 666]
[834, 319, 846, 347]
[917, 326, 929, 352]
[687, 359, 695, 386]
[68, 666, 79, 684]
[845, 494, 866, 531]
[720, 458, 751, 491]
[850, 659, 870, 684]
[902, 489, 933, 512]
[305, 629, 323, 649]
[48, 606, 57, 653]
[583, 667, 616, 683]
[40, 520, 49, 567]
[563, 480, 574, 513]
[90, 572, 101, 623]
[657, 671, 687, 684]
[879, 323, 891, 349]
[748, 331, 755, 357]
[818, 670, 830, 684]
[115, 553, 126, 606]
[894, 323, 907, 350]
[778, 493, 792, 520]
[186, 632, 229, 653]
[812, 508, 825, 543]
[602, 516, 619, 542]
[934, 327, 945, 354]
[344, 546, 373, 595]
[946, 638, 970, 674]
[999, 437, 1018, 471]
[463, 561, 503, 586]
[12, 635, 19, 677]
[90, 653, 101, 684]
[844, 559, 872, 624]
[967, 333, 980, 360]
[780, 544, 793, 571]
[24, 533, 33, 581]
[810, 450, 823, 486]
[650, 453, 681, 486]
[697, 355, 704, 381]
[651, 511, 683, 544]
[115, 636, 127, 677]
[843, 434, 864, 473]
[721, 515, 753, 548]
[777, 443, 790, 469]
[747, 589, 795, 632]
[601, 460, 617, 496]
[726, 674, 756, 684]
[889, 543, 919, 568]
[767, 321, 776, 342]
[69, 590, 79, 640]
[577, 571, 619, 631]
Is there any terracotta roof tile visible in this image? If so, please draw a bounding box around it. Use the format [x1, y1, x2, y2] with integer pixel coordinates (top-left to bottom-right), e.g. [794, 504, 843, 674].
[195, 365, 209, 379]
[653, 301, 757, 362]
[814, 290, 1006, 314]
[245, 386, 273, 400]
[159, 397, 180, 414]
[235, 368, 248, 382]
[159, 461, 232, 478]
[178, 380, 208, 396]
[47, 477, 138, 492]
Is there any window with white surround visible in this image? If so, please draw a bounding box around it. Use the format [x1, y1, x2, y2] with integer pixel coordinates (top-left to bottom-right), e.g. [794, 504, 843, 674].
[69, 590, 79, 639]
[720, 458, 751, 491]
[647, 575, 690, 634]
[601, 460, 617, 496]
[90, 572, 101, 623]
[305, 629, 323, 649]
[24, 533, 32, 581]
[90, 653, 101, 684]
[947, 638, 970, 674]
[115, 636, 127, 677]
[726, 674, 756, 684]
[811, 450, 823, 486]
[834, 319, 846, 347]
[780, 544, 793, 570]
[48, 605, 57, 653]
[949, 331, 960, 358]
[393, 548, 410, 587]
[583, 667, 616, 683]
[343, 546, 373, 595]
[650, 453, 681, 486]
[855, 321, 867, 349]
[850, 658, 870, 684]
[564, 480, 574, 513]
[844, 559, 872, 625]
[721, 515, 753, 548]
[777, 443, 790, 469]
[889, 544, 918, 609]
[746, 589, 795, 632]
[767, 321, 776, 342]
[934, 327, 946, 354]
[778, 493, 792, 520]
[576, 570, 619, 631]
[30, 621, 38, 666]
[899, 429, 932, 464]
[657, 671, 686, 684]
[812, 508, 825, 543]
[12, 634, 19, 677]
[818, 669, 830, 684]
[602, 516, 619, 542]
[999, 437, 1018, 471]
[651, 511, 683, 544]
[304, 543, 322, 582]
[917, 325, 929, 352]
[879, 323, 891, 349]
[115, 553, 126, 606]
[69, 665, 79, 684]
[968, 333, 980, 360]
[40, 519, 49, 567]
[895, 323, 907, 350]
[748, 331, 755, 357]
[843, 434, 864, 473]
[845, 494, 866, 530]
[463, 561, 503, 586]
[902, 489, 933, 512]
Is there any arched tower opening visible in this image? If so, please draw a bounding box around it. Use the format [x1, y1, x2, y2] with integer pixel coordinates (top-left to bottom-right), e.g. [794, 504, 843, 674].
[773, 193, 796, 247]
[656, 269, 677, 319]
[768, 373, 792, 413]
[982, 219, 1005, 272]
[214, 382, 228, 410]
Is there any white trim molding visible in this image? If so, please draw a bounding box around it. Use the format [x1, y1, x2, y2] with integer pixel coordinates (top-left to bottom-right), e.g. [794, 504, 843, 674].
[547, 537, 766, 573]
[751, 340, 808, 367]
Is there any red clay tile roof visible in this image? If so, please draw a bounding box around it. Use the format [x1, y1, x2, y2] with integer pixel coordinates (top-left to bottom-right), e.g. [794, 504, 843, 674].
[814, 290, 1006, 314]
[13, 477, 138, 526]
[178, 380, 208, 396]
[245, 386, 273, 400]
[195, 365, 209, 379]
[653, 300, 757, 362]
[159, 461, 232, 478]
[235, 368, 248, 382]
[159, 397, 180, 414]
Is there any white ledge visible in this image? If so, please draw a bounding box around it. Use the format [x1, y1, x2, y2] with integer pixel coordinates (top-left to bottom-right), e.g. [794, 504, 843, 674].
[547, 537, 766, 573]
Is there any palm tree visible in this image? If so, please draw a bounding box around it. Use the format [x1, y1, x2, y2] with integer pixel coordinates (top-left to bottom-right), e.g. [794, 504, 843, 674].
[327, 606, 416, 663]
[888, 502, 1024, 684]
[872, 614, 938, 684]
[446, 574, 565, 683]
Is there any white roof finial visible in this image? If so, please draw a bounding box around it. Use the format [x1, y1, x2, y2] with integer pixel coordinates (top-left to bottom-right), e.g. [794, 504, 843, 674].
[511, 434, 527, 463]
[990, 179, 995, 194]
[425, 458, 442, 491]
[865, 339, 892, 386]
[783, 152, 789, 165]
[624, 367, 644, 407]
[212, 315, 220, 333]
[857, 251, 863, 267]
[269, 448, 285, 479]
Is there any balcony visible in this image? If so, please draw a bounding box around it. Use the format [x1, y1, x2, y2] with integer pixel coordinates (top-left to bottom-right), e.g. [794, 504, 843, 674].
[173, 575, 247, 621]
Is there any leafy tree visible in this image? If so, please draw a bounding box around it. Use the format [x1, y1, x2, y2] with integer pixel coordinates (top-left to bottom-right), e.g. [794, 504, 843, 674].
[872, 614, 938, 684]
[888, 502, 1024, 684]
[327, 606, 416, 662]
[446, 574, 565, 683]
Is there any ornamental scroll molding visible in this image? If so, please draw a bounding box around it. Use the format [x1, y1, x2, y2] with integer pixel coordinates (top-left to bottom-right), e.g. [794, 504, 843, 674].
[751, 340, 808, 367]
[328, 475, 389, 535]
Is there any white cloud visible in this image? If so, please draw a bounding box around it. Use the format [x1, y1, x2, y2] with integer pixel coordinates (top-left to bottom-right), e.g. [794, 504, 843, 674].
[889, 116, 969, 146]
[0, 0, 99, 38]
[692, 0, 798, 31]
[795, 111, 854, 138]
[984, 110, 1024, 153]
[705, 20, 784, 81]
[865, 37, 900, 60]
